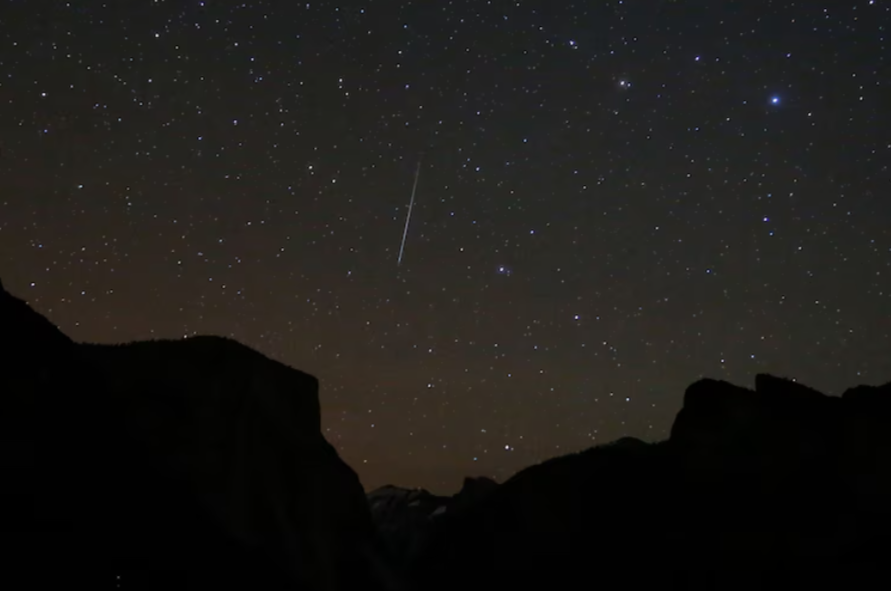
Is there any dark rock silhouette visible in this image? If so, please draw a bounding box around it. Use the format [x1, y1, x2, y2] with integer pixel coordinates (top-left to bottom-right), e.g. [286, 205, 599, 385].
[8, 275, 891, 589]
[449, 475, 499, 513]
[0, 280, 392, 590]
[409, 375, 891, 590]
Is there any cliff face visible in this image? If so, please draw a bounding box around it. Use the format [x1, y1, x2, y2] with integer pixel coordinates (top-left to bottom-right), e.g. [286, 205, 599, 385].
[671, 374, 891, 502]
[0, 280, 111, 537]
[0, 279, 389, 590]
[410, 375, 891, 590]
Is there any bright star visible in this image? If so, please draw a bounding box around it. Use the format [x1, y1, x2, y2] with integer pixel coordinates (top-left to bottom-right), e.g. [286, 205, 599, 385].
[770, 96, 780, 105]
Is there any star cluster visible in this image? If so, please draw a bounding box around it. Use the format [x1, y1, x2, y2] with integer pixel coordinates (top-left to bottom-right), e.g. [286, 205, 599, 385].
[1, 0, 889, 492]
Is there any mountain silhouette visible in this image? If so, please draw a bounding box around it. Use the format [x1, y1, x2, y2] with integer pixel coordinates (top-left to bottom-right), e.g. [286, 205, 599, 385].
[5, 276, 891, 589]
[0, 279, 394, 590]
[407, 374, 891, 590]
[367, 476, 498, 569]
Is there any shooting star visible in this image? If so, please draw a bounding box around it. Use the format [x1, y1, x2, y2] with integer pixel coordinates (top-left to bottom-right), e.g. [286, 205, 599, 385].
[397, 159, 422, 267]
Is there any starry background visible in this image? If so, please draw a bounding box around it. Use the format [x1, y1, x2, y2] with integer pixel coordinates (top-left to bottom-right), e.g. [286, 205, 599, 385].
[1, 0, 889, 493]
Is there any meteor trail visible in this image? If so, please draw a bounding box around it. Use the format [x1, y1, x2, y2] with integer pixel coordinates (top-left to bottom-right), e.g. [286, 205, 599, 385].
[397, 159, 422, 267]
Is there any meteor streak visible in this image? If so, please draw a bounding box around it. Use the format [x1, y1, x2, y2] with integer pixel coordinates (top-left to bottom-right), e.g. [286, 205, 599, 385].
[397, 159, 422, 267]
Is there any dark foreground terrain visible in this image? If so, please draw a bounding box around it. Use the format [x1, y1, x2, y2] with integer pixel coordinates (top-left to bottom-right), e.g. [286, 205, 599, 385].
[2, 277, 891, 590]
[0, 279, 394, 590]
[385, 375, 891, 590]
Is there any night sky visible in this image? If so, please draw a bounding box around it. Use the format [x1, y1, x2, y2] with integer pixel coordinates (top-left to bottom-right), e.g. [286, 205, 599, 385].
[1, 1, 889, 493]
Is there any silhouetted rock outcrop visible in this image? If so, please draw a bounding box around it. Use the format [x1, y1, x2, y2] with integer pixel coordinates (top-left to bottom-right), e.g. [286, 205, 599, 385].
[0, 280, 393, 590]
[449, 476, 499, 513]
[410, 375, 891, 590]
